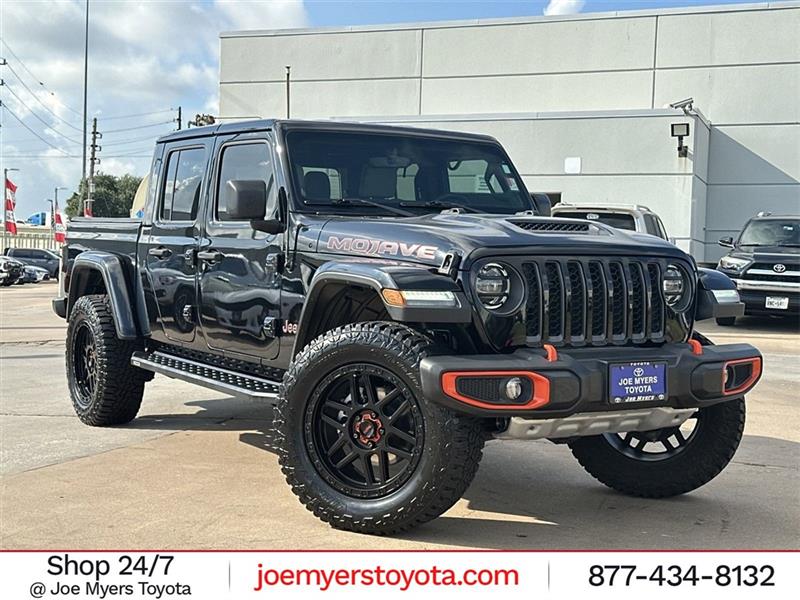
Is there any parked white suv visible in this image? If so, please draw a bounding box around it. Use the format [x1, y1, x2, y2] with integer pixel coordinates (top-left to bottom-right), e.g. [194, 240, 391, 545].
[551, 203, 672, 242]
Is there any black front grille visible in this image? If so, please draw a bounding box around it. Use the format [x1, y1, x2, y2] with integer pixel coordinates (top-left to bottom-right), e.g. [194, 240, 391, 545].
[520, 257, 668, 346]
[510, 220, 590, 233]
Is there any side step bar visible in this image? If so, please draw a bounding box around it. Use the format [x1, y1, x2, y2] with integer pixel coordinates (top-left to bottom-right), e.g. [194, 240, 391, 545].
[131, 350, 281, 402]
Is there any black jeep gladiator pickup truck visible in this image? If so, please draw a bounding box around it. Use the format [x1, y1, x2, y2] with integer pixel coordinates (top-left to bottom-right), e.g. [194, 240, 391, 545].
[54, 120, 761, 535]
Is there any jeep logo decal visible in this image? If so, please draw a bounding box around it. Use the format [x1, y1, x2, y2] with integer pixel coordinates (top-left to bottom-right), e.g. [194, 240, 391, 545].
[326, 236, 438, 261]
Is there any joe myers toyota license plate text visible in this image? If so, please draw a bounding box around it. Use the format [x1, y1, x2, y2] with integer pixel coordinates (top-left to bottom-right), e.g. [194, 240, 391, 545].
[610, 362, 667, 404]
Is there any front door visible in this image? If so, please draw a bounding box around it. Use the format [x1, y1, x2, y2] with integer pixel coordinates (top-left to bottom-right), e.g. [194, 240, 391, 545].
[143, 142, 210, 343]
[198, 136, 282, 362]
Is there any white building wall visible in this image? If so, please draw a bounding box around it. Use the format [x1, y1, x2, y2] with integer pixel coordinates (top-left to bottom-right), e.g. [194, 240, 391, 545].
[220, 2, 800, 263]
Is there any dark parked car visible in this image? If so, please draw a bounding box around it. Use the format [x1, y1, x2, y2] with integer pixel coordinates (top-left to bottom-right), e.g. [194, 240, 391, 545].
[717, 213, 800, 325]
[0, 256, 25, 286]
[4, 247, 60, 279]
[53, 119, 760, 535]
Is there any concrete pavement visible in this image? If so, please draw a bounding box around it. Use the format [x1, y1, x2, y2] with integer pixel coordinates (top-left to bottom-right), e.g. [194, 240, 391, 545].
[1, 283, 798, 549]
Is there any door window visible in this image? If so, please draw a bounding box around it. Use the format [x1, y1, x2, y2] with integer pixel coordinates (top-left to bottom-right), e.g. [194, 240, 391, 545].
[216, 143, 277, 221]
[160, 147, 206, 221]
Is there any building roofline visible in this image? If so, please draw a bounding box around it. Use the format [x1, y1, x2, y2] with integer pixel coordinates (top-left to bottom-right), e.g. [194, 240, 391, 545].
[332, 107, 712, 129]
[220, 2, 799, 38]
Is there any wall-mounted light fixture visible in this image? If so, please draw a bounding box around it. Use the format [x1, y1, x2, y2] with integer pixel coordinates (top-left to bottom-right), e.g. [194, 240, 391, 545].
[671, 123, 690, 158]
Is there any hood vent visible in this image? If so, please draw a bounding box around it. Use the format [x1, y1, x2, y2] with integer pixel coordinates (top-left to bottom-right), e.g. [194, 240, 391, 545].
[509, 220, 590, 233]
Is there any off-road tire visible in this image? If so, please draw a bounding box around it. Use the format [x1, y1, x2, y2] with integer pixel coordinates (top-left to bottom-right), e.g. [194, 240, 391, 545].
[275, 321, 484, 535]
[569, 398, 745, 497]
[66, 294, 147, 426]
[716, 316, 736, 326]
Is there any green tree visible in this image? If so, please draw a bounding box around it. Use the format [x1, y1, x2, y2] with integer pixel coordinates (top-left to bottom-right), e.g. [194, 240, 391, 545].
[65, 173, 143, 218]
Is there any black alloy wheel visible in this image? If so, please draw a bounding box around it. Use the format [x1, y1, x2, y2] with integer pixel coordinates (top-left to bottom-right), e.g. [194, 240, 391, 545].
[72, 322, 98, 408]
[306, 364, 424, 499]
[603, 412, 700, 462]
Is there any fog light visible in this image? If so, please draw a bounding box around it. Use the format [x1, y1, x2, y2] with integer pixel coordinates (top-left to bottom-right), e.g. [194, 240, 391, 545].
[505, 377, 523, 400]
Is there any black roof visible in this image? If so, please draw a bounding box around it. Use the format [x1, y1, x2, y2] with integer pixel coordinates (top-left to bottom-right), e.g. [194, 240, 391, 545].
[156, 119, 499, 145]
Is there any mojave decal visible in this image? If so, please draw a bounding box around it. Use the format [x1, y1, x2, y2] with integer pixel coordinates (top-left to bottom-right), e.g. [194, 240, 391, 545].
[326, 236, 438, 261]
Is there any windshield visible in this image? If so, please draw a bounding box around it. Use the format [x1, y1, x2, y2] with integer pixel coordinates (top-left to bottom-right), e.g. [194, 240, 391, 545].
[555, 210, 637, 231]
[739, 219, 800, 246]
[286, 130, 532, 215]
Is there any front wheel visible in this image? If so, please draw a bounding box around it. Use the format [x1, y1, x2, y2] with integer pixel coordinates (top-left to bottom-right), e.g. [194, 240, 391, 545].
[275, 322, 484, 535]
[569, 399, 745, 497]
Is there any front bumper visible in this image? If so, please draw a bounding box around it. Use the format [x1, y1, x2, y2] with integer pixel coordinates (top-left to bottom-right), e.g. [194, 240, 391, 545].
[736, 289, 800, 315]
[420, 342, 762, 418]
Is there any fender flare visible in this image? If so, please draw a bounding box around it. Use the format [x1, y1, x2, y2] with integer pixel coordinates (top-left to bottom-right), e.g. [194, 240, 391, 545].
[292, 261, 471, 357]
[67, 251, 139, 339]
[695, 267, 745, 321]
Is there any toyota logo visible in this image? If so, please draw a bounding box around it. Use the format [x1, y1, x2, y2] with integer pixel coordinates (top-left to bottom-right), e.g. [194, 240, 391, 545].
[633, 367, 644, 377]
[773, 264, 787, 273]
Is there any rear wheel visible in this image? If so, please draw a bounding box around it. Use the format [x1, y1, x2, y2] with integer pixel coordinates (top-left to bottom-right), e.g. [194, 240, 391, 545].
[716, 316, 736, 326]
[569, 399, 745, 497]
[66, 295, 147, 426]
[275, 322, 484, 535]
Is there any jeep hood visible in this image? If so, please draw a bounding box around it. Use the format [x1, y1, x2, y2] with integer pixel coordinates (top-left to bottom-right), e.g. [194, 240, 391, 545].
[306, 213, 688, 269]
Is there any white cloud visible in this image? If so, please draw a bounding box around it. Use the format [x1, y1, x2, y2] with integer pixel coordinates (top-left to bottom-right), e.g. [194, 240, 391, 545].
[1, 0, 308, 216]
[543, 0, 586, 16]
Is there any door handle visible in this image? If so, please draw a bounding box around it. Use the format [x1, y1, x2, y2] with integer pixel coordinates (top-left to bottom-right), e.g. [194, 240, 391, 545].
[197, 250, 225, 263]
[148, 247, 172, 259]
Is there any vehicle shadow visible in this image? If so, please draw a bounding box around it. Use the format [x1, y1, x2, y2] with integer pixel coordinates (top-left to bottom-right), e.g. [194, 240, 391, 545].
[119, 399, 798, 549]
[125, 398, 280, 451]
[392, 434, 800, 550]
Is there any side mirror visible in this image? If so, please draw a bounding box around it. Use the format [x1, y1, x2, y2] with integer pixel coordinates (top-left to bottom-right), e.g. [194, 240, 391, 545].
[530, 193, 552, 217]
[226, 180, 267, 220]
[718, 236, 734, 248]
[250, 185, 288, 235]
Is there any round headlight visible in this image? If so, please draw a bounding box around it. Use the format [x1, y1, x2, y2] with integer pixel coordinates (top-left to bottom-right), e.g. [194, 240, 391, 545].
[663, 263, 691, 311]
[475, 263, 510, 310]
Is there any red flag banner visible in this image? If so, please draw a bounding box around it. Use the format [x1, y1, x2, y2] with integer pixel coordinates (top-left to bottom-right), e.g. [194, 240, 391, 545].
[54, 198, 66, 243]
[4, 178, 18, 235]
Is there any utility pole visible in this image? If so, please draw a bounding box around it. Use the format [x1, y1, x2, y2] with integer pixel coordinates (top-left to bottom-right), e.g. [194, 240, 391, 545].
[86, 117, 101, 216]
[285, 65, 291, 119]
[82, 0, 89, 188]
[176, 106, 182, 131]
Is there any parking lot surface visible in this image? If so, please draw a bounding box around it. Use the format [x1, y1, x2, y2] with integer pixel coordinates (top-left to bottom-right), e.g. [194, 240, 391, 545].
[1, 283, 798, 549]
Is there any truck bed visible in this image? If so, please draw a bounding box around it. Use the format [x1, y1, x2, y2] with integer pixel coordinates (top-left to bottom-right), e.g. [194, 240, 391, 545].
[66, 217, 142, 256]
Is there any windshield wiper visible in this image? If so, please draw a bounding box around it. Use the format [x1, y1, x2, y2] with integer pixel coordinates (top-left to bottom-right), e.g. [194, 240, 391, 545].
[399, 200, 480, 214]
[330, 197, 415, 217]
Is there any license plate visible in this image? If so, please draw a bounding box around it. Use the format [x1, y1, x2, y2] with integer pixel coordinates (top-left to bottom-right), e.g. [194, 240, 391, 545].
[765, 296, 789, 310]
[609, 362, 667, 404]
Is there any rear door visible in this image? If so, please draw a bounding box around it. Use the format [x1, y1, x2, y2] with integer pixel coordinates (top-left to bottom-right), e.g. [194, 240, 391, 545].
[197, 134, 283, 362]
[142, 140, 211, 344]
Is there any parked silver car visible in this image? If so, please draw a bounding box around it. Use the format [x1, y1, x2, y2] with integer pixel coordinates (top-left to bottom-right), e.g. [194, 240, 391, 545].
[551, 203, 672, 242]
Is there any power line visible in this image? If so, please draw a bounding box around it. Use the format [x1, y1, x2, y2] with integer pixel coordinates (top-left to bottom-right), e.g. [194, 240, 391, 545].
[0, 102, 73, 155]
[2, 61, 83, 132]
[101, 119, 175, 134]
[1, 39, 83, 117]
[2, 83, 82, 144]
[3, 154, 153, 160]
[97, 108, 174, 121]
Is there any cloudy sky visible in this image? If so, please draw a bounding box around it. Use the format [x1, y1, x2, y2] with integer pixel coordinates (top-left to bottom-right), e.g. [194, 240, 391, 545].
[1, 0, 749, 217]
